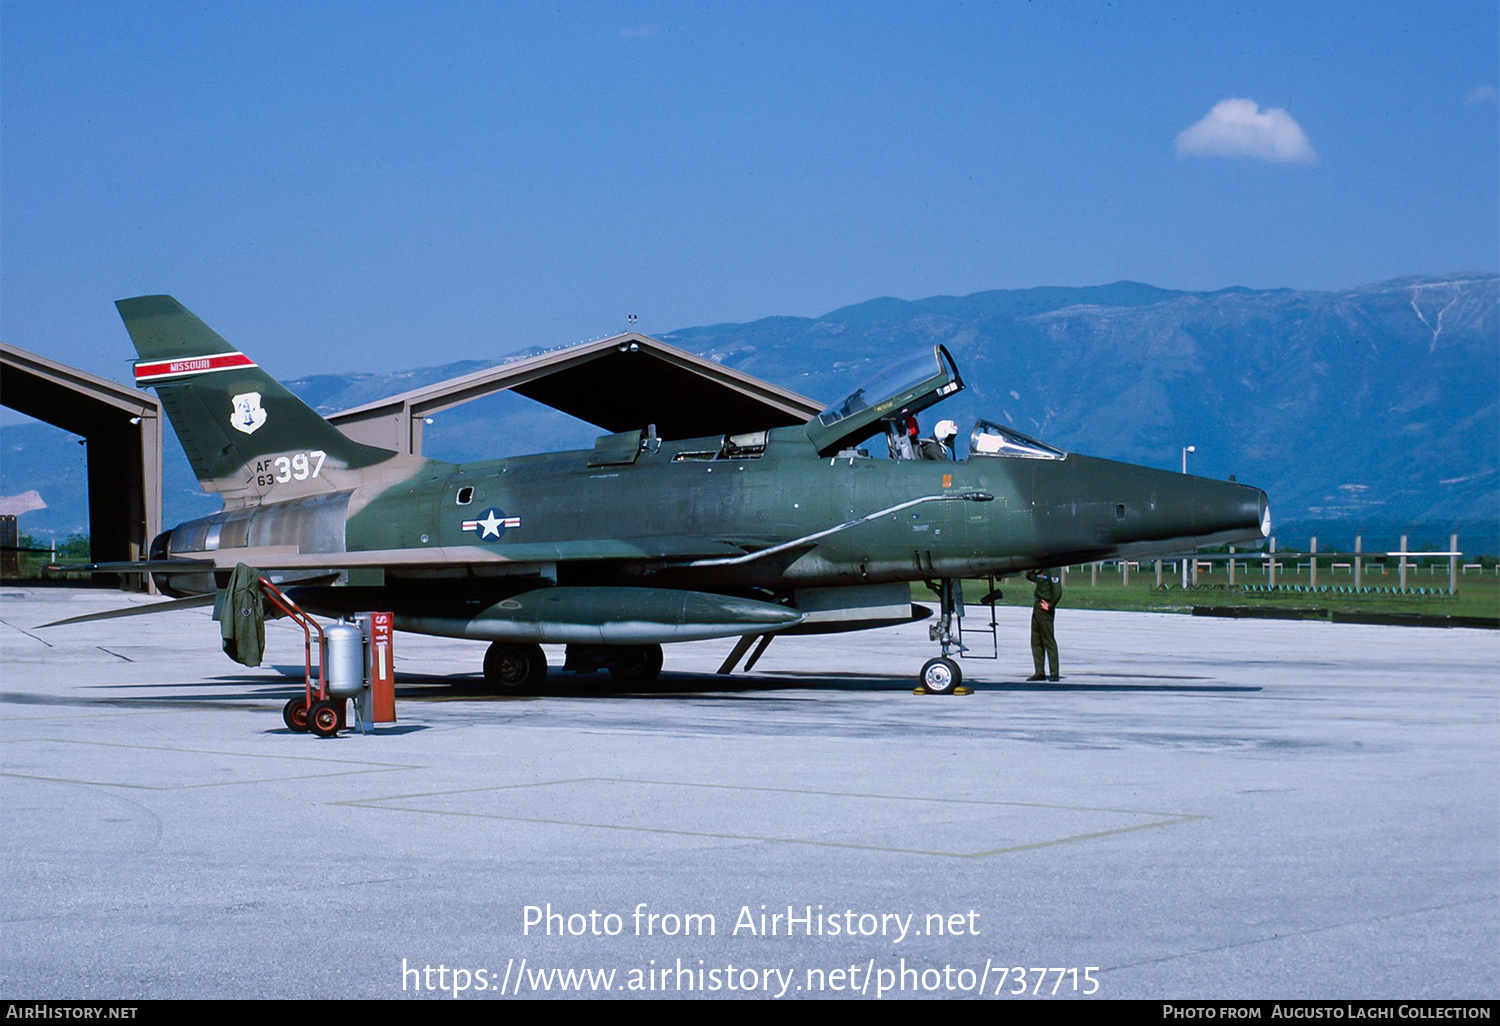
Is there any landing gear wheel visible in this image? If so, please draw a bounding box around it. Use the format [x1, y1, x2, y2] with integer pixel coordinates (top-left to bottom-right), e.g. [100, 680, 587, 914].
[282, 696, 310, 732]
[484, 642, 548, 692]
[920, 657, 961, 695]
[308, 699, 342, 738]
[608, 644, 664, 683]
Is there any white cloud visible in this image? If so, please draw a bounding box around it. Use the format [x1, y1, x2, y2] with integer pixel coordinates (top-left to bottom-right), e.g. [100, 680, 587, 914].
[1175, 98, 1317, 164]
[0, 490, 46, 516]
[1466, 85, 1498, 104]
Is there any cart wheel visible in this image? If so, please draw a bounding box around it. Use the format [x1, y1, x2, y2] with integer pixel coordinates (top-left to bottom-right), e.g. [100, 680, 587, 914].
[282, 696, 310, 732]
[309, 699, 341, 738]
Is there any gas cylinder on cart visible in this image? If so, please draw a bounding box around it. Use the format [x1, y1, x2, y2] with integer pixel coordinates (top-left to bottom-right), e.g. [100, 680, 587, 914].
[324, 623, 367, 697]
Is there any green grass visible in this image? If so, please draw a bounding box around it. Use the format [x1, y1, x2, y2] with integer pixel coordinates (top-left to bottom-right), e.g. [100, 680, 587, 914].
[11, 533, 1500, 621]
[931, 562, 1500, 620]
[4, 533, 93, 581]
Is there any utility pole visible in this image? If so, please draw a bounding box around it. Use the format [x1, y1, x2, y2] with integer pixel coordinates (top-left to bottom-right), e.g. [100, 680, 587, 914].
[1180, 445, 1195, 588]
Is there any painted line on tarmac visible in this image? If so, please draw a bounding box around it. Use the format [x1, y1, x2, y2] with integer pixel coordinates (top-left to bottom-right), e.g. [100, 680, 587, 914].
[338, 776, 1206, 859]
[0, 617, 54, 647]
[0, 736, 420, 789]
[1100, 893, 1500, 977]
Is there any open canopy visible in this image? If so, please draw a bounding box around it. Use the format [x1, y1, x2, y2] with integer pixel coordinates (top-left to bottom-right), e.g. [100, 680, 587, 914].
[804, 344, 964, 456]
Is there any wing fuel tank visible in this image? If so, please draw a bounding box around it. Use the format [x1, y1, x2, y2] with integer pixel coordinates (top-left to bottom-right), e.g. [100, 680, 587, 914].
[397, 586, 804, 644]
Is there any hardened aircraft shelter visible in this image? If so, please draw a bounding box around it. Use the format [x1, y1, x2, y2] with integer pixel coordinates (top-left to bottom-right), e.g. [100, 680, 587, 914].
[0, 341, 162, 589]
[328, 331, 823, 455]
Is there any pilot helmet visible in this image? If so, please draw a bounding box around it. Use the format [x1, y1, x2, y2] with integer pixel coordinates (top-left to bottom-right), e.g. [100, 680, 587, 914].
[934, 419, 958, 443]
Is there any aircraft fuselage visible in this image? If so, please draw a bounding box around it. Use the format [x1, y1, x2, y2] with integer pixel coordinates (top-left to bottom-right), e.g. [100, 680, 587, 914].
[157, 423, 1268, 639]
[105, 296, 1272, 690]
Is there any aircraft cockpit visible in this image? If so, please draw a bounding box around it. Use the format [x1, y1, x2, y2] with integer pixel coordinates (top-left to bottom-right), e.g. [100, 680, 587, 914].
[804, 344, 1068, 462]
[805, 345, 963, 457]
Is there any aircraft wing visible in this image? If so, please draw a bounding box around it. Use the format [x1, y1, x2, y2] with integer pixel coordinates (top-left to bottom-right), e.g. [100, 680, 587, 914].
[68, 536, 752, 574]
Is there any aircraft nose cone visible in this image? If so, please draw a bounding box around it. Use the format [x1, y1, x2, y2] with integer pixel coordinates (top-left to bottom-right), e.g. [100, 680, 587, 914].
[1027, 455, 1272, 555]
[1195, 480, 1270, 542]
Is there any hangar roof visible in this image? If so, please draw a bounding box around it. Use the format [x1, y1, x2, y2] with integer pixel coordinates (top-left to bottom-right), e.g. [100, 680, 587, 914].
[330, 332, 821, 452]
[0, 341, 160, 432]
[0, 341, 164, 585]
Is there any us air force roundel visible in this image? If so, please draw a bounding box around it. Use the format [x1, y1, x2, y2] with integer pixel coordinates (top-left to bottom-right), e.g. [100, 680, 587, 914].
[461, 508, 521, 541]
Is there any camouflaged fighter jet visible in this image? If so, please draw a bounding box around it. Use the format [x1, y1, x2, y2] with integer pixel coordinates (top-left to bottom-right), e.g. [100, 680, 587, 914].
[76, 295, 1271, 693]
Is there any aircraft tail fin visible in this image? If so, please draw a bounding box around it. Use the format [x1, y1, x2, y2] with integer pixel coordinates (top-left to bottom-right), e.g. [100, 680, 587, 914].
[118, 296, 430, 506]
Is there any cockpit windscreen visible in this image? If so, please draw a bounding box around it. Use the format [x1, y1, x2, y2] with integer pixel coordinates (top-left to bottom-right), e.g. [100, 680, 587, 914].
[969, 420, 1066, 460]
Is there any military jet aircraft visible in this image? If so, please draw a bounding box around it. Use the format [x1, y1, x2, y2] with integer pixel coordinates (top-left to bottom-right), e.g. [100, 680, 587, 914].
[65, 296, 1270, 693]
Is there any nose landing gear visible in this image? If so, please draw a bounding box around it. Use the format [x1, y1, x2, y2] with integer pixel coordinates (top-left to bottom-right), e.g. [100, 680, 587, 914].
[916, 576, 999, 694]
[917, 578, 966, 694]
[920, 655, 962, 695]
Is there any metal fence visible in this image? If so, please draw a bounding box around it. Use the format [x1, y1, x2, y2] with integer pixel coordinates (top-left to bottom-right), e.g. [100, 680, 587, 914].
[1064, 532, 1492, 595]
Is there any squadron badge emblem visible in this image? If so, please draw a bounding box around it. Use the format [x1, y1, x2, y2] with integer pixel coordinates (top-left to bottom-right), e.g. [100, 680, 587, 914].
[230, 392, 268, 435]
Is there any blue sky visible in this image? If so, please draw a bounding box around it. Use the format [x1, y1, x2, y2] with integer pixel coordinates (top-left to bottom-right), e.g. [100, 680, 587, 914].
[2, 1, 1496, 385]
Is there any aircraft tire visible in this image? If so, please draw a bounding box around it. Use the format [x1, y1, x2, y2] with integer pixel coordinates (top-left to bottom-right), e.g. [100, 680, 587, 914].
[308, 700, 341, 738]
[607, 644, 664, 683]
[282, 696, 310, 732]
[484, 642, 548, 692]
[920, 657, 961, 695]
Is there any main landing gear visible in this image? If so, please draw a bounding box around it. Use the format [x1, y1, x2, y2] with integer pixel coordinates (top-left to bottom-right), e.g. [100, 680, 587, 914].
[561, 643, 664, 683]
[601, 644, 664, 683]
[482, 642, 666, 691]
[483, 642, 548, 692]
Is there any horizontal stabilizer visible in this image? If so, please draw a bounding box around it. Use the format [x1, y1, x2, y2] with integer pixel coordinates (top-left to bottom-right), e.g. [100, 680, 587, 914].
[49, 558, 215, 574]
[36, 593, 216, 629]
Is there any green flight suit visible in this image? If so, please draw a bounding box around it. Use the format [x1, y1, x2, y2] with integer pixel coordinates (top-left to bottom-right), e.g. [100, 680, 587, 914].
[1027, 569, 1063, 679]
[213, 562, 265, 667]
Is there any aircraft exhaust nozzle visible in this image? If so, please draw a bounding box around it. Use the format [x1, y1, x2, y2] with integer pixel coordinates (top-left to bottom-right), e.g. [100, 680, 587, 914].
[398, 586, 804, 645]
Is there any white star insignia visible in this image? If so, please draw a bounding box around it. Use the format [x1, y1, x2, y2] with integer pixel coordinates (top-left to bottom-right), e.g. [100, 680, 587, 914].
[476, 510, 504, 539]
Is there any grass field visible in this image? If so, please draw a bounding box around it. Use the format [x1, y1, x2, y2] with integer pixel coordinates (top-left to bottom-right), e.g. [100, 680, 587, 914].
[10, 537, 1499, 621]
[943, 559, 1500, 620]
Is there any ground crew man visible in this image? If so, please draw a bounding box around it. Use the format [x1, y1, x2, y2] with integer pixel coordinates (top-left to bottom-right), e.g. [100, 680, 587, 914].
[1026, 568, 1063, 681]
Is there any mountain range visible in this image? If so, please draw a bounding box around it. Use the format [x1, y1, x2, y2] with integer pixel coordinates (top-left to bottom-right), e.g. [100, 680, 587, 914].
[4, 273, 1496, 552]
